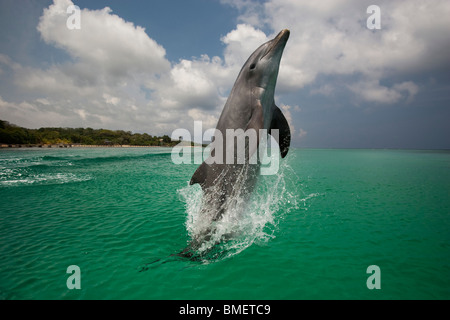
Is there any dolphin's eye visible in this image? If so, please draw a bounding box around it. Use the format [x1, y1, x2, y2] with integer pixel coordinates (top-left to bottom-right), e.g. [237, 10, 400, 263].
[249, 63, 256, 70]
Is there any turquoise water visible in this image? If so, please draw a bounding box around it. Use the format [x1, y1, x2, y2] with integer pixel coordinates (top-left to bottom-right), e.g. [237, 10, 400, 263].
[0, 147, 449, 299]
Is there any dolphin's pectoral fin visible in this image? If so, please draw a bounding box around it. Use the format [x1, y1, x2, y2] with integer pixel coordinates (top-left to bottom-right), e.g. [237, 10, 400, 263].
[270, 105, 291, 158]
[190, 161, 208, 187]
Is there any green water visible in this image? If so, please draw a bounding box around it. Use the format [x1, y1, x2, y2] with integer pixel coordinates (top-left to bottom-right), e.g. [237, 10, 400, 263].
[0, 147, 449, 299]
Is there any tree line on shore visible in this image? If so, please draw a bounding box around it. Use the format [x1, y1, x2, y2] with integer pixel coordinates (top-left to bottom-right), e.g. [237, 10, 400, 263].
[0, 119, 179, 146]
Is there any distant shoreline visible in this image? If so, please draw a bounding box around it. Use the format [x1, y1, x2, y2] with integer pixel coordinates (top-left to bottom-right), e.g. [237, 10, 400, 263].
[0, 144, 169, 149]
[0, 143, 205, 149]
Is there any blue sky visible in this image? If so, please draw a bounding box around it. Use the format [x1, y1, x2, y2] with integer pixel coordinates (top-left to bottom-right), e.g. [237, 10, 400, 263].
[1, 0, 449, 149]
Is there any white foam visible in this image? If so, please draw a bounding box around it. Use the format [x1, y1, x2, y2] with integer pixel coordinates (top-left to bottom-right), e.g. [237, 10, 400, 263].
[0, 173, 92, 186]
[177, 156, 302, 261]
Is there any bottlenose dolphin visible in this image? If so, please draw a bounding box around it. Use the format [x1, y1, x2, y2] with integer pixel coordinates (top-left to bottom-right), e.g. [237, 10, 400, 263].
[180, 29, 291, 259]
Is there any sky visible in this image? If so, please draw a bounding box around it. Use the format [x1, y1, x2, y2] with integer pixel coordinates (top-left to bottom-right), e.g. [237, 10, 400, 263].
[0, 0, 449, 149]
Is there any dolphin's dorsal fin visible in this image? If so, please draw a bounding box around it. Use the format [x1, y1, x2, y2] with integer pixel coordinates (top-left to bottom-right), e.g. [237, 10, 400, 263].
[190, 161, 208, 187]
[270, 105, 291, 158]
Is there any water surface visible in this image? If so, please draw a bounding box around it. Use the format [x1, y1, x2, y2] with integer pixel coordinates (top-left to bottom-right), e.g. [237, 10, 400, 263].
[0, 148, 449, 299]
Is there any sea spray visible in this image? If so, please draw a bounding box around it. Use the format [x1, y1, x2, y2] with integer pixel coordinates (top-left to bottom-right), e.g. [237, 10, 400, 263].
[177, 151, 303, 262]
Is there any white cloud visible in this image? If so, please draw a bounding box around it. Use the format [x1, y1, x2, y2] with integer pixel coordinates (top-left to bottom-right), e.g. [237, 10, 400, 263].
[348, 80, 420, 104]
[24, 2, 270, 133]
[35, 98, 50, 105]
[143, 24, 271, 119]
[393, 81, 419, 103]
[280, 104, 295, 135]
[226, 0, 450, 103]
[37, 0, 170, 81]
[310, 84, 335, 96]
[188, 109, 220, 130]
[348, 80, 402, 104]
[298, 128, 307, 139]
[220, 0, 266, 27]
[165, 57, 223, 110]
[221, 24, 269, 67]
[1, 0, 189, 134]
[103, 94, 120, 106]
[0, 96, 71, 128]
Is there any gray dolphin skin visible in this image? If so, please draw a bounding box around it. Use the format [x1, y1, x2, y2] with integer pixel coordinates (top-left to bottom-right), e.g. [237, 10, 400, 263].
[180, 29, 291, 259]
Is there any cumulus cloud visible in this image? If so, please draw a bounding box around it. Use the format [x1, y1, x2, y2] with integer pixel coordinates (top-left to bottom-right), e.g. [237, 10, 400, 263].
[221, 24, 269, 67]
[1, 0, 175, 133]
[0, 95, 72, 128]
[225, 0, 450, 103]
[137, 23, 274, 131]
[37, 0, 170, 81]
[348, 80, 420, 104]
[152, 56, 225, 112]
[2, 0, 230, 134]
[5, 1, 274, 134]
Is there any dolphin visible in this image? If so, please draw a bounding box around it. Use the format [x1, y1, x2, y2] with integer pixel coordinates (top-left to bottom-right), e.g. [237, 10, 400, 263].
[180, 29, 291, 259]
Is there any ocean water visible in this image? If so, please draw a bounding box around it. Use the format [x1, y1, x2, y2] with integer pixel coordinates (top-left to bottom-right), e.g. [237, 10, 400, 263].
[0, 147, 449, 300]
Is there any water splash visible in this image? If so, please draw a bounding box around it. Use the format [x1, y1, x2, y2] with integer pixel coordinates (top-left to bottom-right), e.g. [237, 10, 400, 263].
[177, 153, 303, 263]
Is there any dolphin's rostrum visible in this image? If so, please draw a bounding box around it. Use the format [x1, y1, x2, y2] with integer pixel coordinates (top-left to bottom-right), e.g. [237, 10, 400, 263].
[180, 29, 291, 259]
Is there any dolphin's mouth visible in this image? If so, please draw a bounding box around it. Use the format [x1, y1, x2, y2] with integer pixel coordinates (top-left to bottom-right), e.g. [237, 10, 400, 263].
[261, 29, 290, 60]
